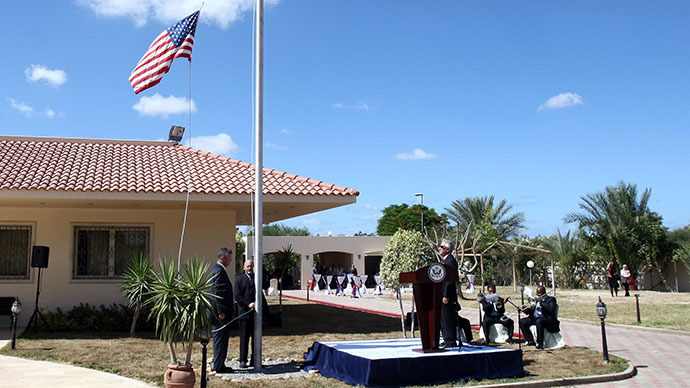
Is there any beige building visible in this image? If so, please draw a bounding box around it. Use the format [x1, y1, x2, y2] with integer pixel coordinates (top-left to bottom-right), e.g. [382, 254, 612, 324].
[245, 236, 390, 289]
[0, 135, 358, 326]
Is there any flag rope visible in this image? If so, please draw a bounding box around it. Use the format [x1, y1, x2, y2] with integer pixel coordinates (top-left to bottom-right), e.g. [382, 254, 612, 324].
[176, 7, 202, 271]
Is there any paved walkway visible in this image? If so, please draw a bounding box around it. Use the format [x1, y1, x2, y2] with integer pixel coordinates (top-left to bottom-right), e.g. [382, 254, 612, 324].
[0, 332, 152, 388]
[283, 289, 690, 387]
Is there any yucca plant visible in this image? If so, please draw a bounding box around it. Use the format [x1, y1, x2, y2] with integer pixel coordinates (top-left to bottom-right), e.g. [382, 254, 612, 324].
[147, 257, 215, 366]
[121, 253, 154, 337]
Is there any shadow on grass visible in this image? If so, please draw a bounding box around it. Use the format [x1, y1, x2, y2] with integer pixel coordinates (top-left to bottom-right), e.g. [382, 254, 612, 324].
[18, 303, 398, 340]
[19, 330, 158, 340]
[265, 303, 400, 336]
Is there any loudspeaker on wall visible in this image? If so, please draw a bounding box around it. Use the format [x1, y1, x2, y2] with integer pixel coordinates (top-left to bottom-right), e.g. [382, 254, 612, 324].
[31, 246, 50, 268]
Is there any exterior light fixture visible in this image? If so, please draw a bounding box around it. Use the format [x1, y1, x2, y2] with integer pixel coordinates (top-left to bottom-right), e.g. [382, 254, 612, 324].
[596, 297, 610, 363]
[11, 297, 22, 350]
[168, 125, 185, 142]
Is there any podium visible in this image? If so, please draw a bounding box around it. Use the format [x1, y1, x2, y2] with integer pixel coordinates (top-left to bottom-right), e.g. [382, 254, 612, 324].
[399, 263, 458, 352]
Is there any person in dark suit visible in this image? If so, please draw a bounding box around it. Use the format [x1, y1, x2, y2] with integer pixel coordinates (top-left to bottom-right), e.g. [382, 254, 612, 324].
[439, 239, 460, 348]
[457, 307, 474, 343]
[209, 248, 234, 373]
[519, 286, 560, 349]
[234, 259, 268, 368]
[479, 284, 514, 344]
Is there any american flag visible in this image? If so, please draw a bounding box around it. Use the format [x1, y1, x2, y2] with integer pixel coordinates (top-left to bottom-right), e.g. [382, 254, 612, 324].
[129, 11, 200, 95]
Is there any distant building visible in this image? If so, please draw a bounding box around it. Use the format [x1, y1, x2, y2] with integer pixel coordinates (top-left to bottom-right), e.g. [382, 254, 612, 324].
[245, 236, 390, 288]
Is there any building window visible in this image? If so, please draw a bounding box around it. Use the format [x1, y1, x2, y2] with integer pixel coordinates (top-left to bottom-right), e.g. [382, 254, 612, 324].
[74, 226, 150, 279]
[0, 225, 32, 279]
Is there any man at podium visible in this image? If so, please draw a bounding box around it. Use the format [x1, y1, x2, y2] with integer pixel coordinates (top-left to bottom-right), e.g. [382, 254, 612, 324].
[439, 239, 460, 348]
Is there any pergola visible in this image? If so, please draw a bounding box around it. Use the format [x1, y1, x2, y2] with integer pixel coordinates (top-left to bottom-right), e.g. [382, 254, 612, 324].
[457, 240, 555, 295]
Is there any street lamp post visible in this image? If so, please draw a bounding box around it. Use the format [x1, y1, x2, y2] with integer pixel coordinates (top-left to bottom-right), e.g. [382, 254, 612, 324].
[526, 260, 535, 285]
[415, 193, 424, 233]
[11, 297, 22, 350]
[199, 329, 210, 388]
[596, 297, 610, 363]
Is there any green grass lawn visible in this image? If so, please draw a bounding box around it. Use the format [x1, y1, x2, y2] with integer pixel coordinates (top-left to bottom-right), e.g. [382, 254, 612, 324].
[453, 286, 690, 332]
[1, 296, 629, 388]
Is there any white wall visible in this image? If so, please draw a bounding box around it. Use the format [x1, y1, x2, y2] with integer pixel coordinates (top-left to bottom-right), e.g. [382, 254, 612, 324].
[0, 206, 237, 326]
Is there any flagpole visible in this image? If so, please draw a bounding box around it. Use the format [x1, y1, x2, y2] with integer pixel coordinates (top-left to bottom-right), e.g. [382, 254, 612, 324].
[253, 0, 264, 371]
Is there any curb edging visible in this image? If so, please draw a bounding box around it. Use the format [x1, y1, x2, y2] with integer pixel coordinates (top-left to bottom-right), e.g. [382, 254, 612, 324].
[466, 362, 636, 388]
[560, 317, 690, 337]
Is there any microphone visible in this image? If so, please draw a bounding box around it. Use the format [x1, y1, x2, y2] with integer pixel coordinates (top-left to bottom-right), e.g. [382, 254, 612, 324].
[420, 254, 435, 264]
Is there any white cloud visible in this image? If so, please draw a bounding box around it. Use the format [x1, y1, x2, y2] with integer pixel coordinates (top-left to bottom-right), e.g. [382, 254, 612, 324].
[190, 133, 239, 157]
[77, 0, 280, 28]
[265, 142, 288, 150]
[132, 93, 196, 118]
[395, 148, 437, 160]
[7, 99, 63, 118]
[279, 128, 292, 135]
[25, 65, 67, 87]
[538, 92, 583, 111]
[7, 98, 34, 116]
[347, 203, 379, 213]
[332, 102, 371, 111]
[44, 108, 56, 118]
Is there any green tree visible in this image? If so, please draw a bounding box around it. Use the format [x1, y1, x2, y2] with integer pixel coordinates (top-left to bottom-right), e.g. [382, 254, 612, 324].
[235, 230, 246, 275]
[444, 196, 525, 286]
[264, 244, 300, 290]
[120, 253, 154, 337]
[543, 229, 591, 288]
[248, 223, 310, 236]
[376, 203, 446, 236]
[445, 195, 525, 242]
[564, 181, 673, 287]
[379, 229, 435, 288]
[669, 226, 690, 287]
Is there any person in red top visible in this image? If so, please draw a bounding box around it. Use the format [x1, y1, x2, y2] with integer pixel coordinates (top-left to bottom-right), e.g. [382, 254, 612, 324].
[606, 261, 619, 297]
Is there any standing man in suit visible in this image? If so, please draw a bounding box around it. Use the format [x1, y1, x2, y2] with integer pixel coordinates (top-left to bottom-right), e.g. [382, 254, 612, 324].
[234, 259, 268, 368]
[439, 239, 460, 348]
[210, 248, 234, 373]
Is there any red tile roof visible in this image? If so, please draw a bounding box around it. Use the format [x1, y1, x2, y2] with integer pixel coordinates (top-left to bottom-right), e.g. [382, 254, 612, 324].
[0, 136, 359, 197]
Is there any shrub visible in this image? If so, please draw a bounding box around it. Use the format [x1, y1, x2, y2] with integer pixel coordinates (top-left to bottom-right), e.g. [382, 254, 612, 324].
[38, 303, 155, 332]
[380, 229, 435, 288]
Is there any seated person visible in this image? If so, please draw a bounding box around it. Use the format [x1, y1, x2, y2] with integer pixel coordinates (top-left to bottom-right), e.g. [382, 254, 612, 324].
[457, 309, 473, 343]
[480, 284, 514, 343]
[519, 285, 560, 349]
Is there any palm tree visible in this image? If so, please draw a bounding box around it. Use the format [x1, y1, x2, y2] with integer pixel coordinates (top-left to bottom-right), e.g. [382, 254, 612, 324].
[444, 195, 525, 241]
[121, 253, 154, 337]
[564, 181, 671, 287]
[543, 229, 588, 288]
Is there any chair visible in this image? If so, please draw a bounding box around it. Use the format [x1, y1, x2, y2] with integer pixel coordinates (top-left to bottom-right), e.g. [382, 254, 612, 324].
[479, 323, 510, 344]
[529, 305, 565, 349]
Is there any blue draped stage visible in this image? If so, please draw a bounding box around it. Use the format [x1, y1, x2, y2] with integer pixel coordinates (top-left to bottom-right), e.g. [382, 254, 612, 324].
[303, 338, 523, 387]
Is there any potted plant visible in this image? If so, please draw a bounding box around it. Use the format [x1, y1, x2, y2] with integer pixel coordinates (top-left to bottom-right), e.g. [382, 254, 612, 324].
[121, 253, 154, 337]
[147, 258, 216, 388]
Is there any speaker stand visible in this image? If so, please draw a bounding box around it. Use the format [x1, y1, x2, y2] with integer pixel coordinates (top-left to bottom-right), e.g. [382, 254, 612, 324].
[27, 267, 51, 332]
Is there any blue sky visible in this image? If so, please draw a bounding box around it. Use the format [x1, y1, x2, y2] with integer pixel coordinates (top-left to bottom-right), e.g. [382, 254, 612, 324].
[4, 1, 690, 237]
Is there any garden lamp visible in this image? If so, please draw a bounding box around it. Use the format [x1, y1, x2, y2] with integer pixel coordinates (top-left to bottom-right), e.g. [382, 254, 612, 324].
[596, 297, 610, 363]
[11, 297, 22, 350]
[596, 297, 607, 320]
[526, 260, 535, 285]
[198, 325, 210, 388]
